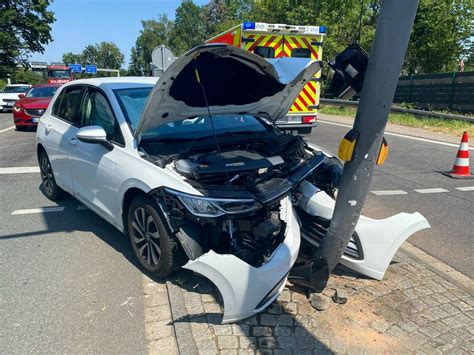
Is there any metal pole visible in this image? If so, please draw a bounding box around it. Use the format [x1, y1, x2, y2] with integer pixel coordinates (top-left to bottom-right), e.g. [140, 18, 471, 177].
[314, 0, 419, 283]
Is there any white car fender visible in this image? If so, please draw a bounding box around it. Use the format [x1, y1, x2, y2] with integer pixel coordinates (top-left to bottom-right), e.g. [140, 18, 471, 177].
[183, 197, 301, 323]
[298, 181, 430, 280]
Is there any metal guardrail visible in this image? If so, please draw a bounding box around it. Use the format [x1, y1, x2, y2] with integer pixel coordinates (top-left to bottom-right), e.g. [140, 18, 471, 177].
[317, 98, 474, 124]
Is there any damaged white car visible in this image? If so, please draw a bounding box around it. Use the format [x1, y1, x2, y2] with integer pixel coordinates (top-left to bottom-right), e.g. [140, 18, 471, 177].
[36, 45, 429, 323]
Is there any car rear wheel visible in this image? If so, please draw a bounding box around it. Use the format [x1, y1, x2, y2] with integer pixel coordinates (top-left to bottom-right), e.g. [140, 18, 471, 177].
[127, 194, 182, 276]
[39, 150, 64, 201]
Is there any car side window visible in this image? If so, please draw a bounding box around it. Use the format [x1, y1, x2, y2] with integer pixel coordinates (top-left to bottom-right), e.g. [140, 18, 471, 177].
[81, 88, 124, 145]
[55, 86, 85, 125]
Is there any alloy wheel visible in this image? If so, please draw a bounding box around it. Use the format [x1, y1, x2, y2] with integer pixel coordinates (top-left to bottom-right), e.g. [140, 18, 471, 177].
[40, 155, 55, 196]
[131, 207, 162, 267]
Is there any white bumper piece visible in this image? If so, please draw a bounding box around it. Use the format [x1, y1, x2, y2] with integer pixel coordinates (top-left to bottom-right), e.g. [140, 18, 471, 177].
[298, 181, 430, 280]
[183, 197, 301, 323]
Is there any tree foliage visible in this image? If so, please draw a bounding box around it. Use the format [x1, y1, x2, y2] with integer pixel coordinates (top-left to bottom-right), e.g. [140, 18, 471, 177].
[0, 0, 55, 77]
[130, 0, 472, 75]
[62, 42, 125, 69]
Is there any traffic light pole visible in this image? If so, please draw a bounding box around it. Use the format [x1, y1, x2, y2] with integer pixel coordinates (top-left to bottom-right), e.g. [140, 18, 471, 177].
[314, 0, 420, 283]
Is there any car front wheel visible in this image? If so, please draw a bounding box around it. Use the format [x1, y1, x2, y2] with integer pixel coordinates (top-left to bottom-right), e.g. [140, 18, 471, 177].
[127, 194, 182, 276]
[39, 150, 64, 201]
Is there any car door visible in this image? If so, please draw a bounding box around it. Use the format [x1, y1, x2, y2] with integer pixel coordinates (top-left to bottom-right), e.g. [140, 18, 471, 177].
[68, 86, 125, 223]
[43, 85, 85, 192]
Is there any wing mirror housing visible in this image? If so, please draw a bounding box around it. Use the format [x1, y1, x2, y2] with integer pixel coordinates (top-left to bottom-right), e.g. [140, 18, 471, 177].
[76, 126, 114, 150]
[18, 94, 25, 99]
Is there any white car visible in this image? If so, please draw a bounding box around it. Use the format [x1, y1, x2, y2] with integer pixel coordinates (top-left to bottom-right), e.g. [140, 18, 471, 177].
[0, 84, 31, 111]
[36, 45, 429, 323]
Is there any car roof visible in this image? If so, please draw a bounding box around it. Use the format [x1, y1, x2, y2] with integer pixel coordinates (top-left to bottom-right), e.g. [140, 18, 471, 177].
[63, 77, 158, 90]
[6, 84, 31, 87]
[31, 84, 62, 88]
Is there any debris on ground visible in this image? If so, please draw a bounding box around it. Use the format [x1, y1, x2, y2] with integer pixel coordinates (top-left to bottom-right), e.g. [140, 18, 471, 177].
[309, 292, 331, 311]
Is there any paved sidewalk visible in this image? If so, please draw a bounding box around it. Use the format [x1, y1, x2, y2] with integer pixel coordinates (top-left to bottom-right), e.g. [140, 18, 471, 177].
[144, 243, 473, 354]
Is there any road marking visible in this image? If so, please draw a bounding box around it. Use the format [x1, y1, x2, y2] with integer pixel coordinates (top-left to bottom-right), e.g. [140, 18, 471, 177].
[414, 188, 449, 194]
[0, 126, 15, 134]
[318, 119, 474, 150]
[11, 206, 65, 215]
[371, 190, 408, 196]
[0, 166, 40, 174]
[456, 186, 474, 191]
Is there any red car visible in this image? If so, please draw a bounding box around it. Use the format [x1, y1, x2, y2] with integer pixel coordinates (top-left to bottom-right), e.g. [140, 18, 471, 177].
[13, 84, 61, 130]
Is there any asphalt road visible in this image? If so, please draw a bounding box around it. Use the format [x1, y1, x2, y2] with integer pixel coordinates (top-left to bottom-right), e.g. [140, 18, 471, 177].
[0, 111, 472, 352]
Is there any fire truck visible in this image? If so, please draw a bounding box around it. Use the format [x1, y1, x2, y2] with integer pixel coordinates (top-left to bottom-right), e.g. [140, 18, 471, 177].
[47, 65, 74, 84]
[206, 22, 326, 134]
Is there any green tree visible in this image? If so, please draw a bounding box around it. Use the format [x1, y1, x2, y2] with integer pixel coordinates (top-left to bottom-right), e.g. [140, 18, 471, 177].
[135, 14, 174, 74]
[12, 69, 45, 84]
[404, 0, 472, 74]
[128, 46, 143, 76]
[171, 0, 206, 54]
[0, 0, 55, 78]
[61, 42, 125, 72]
[62, 52, 83, 65]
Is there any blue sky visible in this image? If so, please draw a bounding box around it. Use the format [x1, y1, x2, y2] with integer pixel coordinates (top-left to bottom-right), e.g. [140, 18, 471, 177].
[30, 0, 208, 67]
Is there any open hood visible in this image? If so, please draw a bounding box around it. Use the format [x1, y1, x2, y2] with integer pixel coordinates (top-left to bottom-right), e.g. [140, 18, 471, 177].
[136, 44, 321, 137]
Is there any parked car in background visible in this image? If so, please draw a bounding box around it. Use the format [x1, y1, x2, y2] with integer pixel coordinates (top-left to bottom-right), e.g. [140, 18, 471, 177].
[13, 84, 61, 130]
[0, 84, 31, 112]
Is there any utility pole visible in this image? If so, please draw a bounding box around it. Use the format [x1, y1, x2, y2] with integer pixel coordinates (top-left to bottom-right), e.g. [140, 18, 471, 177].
[313, 0, 420, 286]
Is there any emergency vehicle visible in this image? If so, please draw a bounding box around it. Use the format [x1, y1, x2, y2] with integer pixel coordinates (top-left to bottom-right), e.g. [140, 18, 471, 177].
[47, 65, 74, 84]
[206, 22, 326, 134]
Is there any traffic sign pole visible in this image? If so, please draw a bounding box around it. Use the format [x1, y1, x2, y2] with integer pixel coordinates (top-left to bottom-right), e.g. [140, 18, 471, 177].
[311, 0, 420, 288]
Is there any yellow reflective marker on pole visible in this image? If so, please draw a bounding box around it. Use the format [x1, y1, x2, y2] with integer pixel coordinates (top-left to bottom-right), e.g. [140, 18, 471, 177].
[338, 129, 359, 161]
[376, 137, 389, 165]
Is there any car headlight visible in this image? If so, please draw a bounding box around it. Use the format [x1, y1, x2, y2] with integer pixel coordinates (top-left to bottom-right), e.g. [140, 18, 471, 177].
[164, 188, 262, 217]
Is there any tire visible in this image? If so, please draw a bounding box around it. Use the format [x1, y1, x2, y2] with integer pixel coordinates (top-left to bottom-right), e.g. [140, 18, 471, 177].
[38, 150, 64, 201]
[127, 194, 183, 276]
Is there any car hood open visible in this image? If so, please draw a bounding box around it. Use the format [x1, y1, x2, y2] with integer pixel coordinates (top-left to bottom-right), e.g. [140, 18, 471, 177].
[135, 44, 322, 137]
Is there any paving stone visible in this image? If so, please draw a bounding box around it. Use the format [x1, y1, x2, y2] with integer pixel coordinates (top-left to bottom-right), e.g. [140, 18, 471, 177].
[296, 337, 314, 350]
[274, 350, 292, 355]
[282, 302, 298, 314]
[274, 325, 292, 336]
[191, 322, 213, 341]
[278, 290, 291, 303]
[418, 324, 442, 339]
[267, 303, 283, 315]
[239, 336, 257, 350]
[422, 295, 440, 307]
[461, 339, 474, 352]
[204, 302, 222, 313]
[403, 288, 419, 300]
[218, 336, 239, 350]
[260, 314, 277, 326]
[241, 315, 258, 326]
[370, 320, 390, 333]
[144, 291, 170, 307]
[440, 332, 463, 346]
[294, 350, 313, 355]
[201, 293, 216, 303]
[295, 326, 311, 338]
[195, 339, 218, 353]
[276, 314, 293, 326]
[145, 304, 172, 322]
[145, 320, 175, 340]
[149, 336, 179, 354]
[404, 331, 430, 351]
[386, 325, 405, 338]
[213, 324, 233, 336]
[277, 336, 296, 349]
[398, 319, 418, 333]
[221, 350, 239, 355]
[419, 343, 442, 355]
[451, 327, 473, 341]
[253, 326, 273, 337]
[452, 299, 472, 312]
[330, 339, 347, 353]
[232, 324, 250, 336]
[259, 337, 278, 349]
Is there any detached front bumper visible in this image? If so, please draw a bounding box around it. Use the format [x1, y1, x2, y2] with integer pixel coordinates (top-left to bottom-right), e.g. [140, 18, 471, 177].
[183, 197, 300, 323]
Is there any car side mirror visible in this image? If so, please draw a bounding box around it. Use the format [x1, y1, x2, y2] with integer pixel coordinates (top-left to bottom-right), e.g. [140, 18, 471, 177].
[18, 94, 25, 99]
[76, 126, 114, 150]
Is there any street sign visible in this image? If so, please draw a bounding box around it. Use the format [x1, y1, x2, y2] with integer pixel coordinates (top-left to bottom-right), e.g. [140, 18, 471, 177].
[85, 65, 97, 74]
[69, 64, 82, 73]
[151, 45, 175, 71]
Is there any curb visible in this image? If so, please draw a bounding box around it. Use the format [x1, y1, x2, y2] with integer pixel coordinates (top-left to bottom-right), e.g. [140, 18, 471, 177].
[400, 242, 474, 296]
[166, 278, 199, 354]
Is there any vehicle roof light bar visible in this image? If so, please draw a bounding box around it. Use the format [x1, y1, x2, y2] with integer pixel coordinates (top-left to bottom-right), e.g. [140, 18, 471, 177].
[243, 22, 327, 35]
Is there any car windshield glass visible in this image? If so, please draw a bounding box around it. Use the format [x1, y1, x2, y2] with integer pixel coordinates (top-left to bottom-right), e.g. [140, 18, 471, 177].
[48, 70, 70, 78]
[142, 115, 267, 141]
[114, 87, 153, 130]
[3, 86, 30, 93]
[26, 86, 59, 98]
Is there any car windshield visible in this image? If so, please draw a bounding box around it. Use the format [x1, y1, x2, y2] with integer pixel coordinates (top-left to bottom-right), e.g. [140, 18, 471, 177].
[114, 87, 268, 140]
[47, 70, 70, 78]
[26, 86, 59, 98]
[3, 86, 30, 93]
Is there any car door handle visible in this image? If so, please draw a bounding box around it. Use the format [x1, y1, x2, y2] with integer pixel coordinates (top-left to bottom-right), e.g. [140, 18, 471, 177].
[69, 137, 77, 145]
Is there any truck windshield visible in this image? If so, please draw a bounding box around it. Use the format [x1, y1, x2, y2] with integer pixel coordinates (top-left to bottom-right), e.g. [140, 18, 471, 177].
[47, 70, 70, 78]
